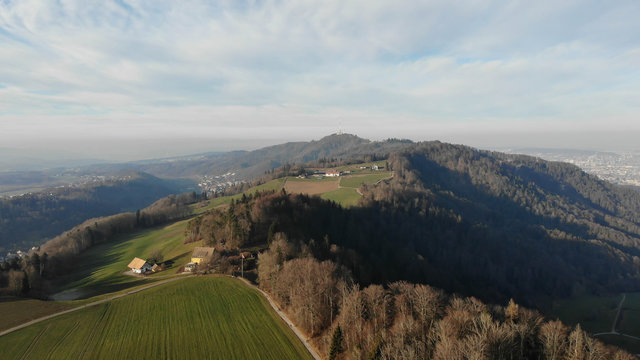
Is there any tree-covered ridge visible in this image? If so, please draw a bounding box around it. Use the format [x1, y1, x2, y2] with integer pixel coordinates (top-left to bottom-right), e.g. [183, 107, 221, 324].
[187, 139, 640, 308]
[0, 171, 185, 252]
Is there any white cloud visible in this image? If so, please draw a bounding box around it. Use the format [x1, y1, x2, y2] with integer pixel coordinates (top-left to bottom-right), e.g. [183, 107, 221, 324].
[0, 0, 639, 154]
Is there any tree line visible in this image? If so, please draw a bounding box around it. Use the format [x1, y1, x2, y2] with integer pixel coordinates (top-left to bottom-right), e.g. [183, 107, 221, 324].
[257, 234, 635, 359]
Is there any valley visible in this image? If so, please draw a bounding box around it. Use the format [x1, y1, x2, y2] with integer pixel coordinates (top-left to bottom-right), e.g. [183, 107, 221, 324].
[2, 136, 640, 358]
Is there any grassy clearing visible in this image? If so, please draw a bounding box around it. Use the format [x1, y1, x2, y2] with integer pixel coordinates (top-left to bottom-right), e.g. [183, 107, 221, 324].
[550, 294, 620, 334]
[321, 188, 362, 207]
[0, 277, 313, 360]
[339, 172, 392, 188]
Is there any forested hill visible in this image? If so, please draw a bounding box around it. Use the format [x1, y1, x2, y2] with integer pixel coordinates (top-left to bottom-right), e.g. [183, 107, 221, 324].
[362, 142, 640, 305]
[0, 172, 186, 253]
[95, 133, 414, 180]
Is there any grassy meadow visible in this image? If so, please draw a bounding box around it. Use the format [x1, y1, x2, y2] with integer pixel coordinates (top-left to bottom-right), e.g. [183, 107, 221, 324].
[0, 277, 313, 360]
[321, 188, 362, 207]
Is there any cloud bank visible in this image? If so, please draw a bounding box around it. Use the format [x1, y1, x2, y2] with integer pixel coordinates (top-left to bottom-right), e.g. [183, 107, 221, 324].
[0, 0, 638, 153]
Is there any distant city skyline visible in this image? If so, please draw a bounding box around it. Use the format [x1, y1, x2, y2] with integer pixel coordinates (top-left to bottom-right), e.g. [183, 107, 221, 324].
[1, 1, 639, 163]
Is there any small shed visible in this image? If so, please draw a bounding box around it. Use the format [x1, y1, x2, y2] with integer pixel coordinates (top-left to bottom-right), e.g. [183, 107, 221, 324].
[184, 262, 197, 272]
[151, 263, 160, 272]
[128, 257, 152, 274]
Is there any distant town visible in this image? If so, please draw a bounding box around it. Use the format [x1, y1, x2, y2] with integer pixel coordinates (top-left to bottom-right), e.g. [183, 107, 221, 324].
[503, 149, 640, 187]
[196, 172, 242, 195]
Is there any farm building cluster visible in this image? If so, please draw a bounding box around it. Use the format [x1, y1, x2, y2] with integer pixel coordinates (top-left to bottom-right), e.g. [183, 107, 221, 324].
[127, 247, 216, 274]
[185, 246, 215, 272]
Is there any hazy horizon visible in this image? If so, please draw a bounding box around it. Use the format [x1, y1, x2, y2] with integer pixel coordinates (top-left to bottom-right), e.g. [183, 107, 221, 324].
[2, 129, 640, 172]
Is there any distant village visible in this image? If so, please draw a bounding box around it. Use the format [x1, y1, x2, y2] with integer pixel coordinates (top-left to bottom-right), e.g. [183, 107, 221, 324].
[196, 172, 242, 195]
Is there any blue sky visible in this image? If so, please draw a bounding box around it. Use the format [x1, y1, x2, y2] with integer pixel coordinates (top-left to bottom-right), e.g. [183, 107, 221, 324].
[0, 0, 639, 159]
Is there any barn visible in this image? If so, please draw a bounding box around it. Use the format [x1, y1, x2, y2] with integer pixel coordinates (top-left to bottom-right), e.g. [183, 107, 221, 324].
[191, 247, 215, 265]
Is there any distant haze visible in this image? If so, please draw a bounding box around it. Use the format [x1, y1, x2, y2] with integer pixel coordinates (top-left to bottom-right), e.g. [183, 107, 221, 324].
[1, 129, 639, 172]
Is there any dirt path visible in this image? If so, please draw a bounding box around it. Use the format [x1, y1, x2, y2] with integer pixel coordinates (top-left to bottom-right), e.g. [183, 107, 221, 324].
[237, 277, 322, 360]
[612, 293, 626, 333]
[0, 276, 188, 337]
[591, 292, 640, 345]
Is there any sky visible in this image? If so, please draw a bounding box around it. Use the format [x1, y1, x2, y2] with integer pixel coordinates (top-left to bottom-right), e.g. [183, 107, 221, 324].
[1, 0, 639, 163]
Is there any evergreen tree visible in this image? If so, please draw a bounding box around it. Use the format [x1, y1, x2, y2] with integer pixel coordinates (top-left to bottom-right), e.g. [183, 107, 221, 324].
[329, 325, 343, 360]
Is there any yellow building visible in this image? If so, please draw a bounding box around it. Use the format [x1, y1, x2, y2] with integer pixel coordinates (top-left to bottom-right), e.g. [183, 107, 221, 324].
[191, 247, 215, 264]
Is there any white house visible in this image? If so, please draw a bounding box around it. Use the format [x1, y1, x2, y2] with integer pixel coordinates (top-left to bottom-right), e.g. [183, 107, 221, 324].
[326, 170, 341, 177]
[128, 257, 153, 274]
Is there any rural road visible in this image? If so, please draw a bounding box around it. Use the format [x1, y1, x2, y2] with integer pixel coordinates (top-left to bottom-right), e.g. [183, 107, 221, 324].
[238, 277, 322, 360]
[0, 276, 187, 337]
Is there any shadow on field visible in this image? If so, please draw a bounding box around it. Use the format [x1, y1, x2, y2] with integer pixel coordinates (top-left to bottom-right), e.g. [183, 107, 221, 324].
[78, 280, 151, 300]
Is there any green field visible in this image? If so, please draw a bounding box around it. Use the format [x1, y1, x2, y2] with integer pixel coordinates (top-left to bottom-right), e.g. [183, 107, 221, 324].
[551, 292, 640, 354]
[551, 293, 620, 333]
[339, 172, 392, 188]
[321, 188, 362, 207]
[286, 176, 337, 183]
[619, 292, 640, 337]
[0, 277, 313, 360]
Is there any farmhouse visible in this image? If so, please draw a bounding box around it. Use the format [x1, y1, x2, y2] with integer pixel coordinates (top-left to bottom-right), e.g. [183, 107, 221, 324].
[128, 257, 152, 274]
[191, 247, 215, 264]
[326, 170, 341, 177]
